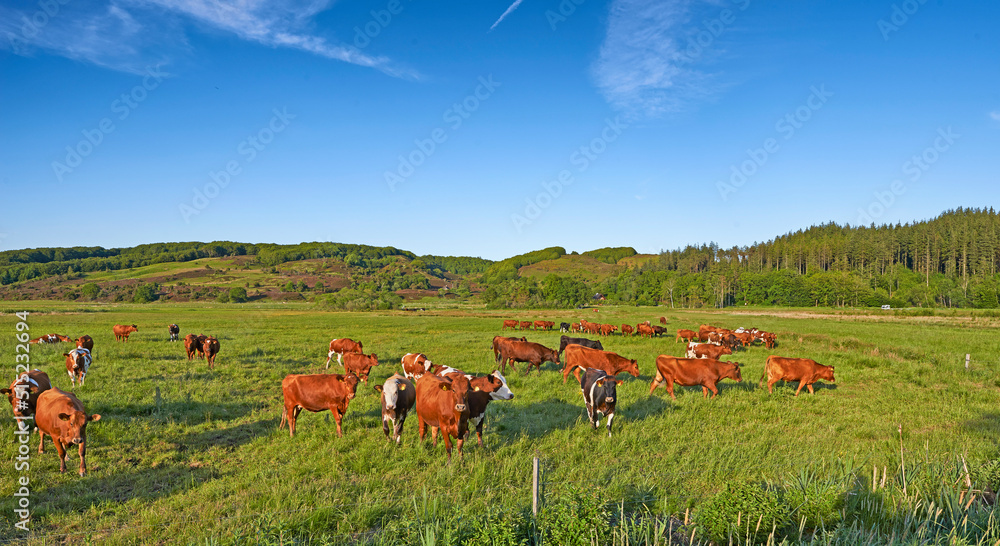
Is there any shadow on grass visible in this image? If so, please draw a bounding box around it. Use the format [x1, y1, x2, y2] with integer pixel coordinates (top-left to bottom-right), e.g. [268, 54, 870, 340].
[494, 398, 579, 439]
[110, 399, 259, 425]
[962, 412, 1000, 441]
[181, 418, 277, 452]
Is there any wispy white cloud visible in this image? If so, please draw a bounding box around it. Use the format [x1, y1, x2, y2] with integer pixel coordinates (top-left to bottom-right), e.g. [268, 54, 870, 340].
[489, 0, 525, 32]
[591, 0, 724, 119]
[0, 0, 417, 78]
[991, 111, 1000, 122]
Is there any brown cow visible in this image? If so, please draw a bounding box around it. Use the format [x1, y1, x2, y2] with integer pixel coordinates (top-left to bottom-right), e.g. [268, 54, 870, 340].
[620, 324, 634, 336]
[279, 372, 360, 437]
[650, 356, 743, 399]
[659, 317, 667, 324]
[519, 320, 533, 331]
[759, 356, 834, 396]
[675, 329, 697, 343]
[571, 322, 582, 332]
[2, 369, 51, 418]
[496, 340, 559, 375]
[202, 336, 220, 369]
[502, 319, 518, 331]
[34, 388, 101, 475]
[599, 324, 617, 336]
[685, 342, 733, 360]
[636, 324, 654, 338]
[184, 334, 207, 360]
[415, 373, 471, 461]
[492, 336, 527, 364]
[439, 369, 514, 447]
[651, 325, 668, 337]
[64, 348, 92, 387]
[113, 324, 138, 342]
[325, 338, 363, 368]
[543, 320, 556, 330]
[534, 320, 547, 330]
[374, 374, 416, 444]
[75, 335, 94, 351]
[562, 345, 639, 383]
[401, 352, 435, 379]
[343, 352, 379, 383]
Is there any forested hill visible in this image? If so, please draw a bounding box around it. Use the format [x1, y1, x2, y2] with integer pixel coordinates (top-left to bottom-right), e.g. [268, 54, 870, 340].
[2, 207, 999, 309]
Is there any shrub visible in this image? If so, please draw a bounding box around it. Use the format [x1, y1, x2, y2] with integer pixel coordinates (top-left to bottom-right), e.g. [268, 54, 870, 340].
[80, 282, 101, 300]
[464, 508, 526, 546]
[216, 291, 230, 303]
[229, 287, 248, 303]
[696, 481, 789, 544]
[284, 281, 296, 292]
[538, 486, 609, 546]
[133, 283, 159, 303]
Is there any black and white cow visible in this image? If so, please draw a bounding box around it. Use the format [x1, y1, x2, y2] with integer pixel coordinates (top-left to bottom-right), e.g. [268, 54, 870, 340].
[559, 322, 572, 333]
[168, 324, 180, 342]
[373, 374, 416, 444]
[580, 367, 621, 437]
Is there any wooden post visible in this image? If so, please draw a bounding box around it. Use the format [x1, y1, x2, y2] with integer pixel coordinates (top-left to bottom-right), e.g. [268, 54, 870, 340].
[532, 457, 540, 518]
[966, 354, 971, 371]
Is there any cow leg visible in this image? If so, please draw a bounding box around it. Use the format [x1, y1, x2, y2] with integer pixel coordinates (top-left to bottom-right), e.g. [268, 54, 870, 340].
[331, 407, 343, 437]
[667, 380, 677, 400]
[476, 423, 485, 448]
[795, 380, 807, 396]
[431, 426, 440, 447]
[289, 406, 302, 437]
[382, 416, 392, 440]
[702, 386, 709, 398]
[706, 383, 719, 399]
[418, 415, 426, 441]
[442, 430, 452, 462]
[395, 413, 406, 445]
[807, 383, 815, 395]
[78, 441, 87, 476]
[38, 432, 46, 453]
[767, 378, 777, 394]
[54, 438, 68, 473]
[456, 433, 464, 459]
[606, 412, 614, 437]
[649, 376, 661, 394]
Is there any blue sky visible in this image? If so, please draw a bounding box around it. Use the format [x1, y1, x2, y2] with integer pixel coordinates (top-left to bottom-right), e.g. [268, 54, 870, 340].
[1, 0, 998, 260]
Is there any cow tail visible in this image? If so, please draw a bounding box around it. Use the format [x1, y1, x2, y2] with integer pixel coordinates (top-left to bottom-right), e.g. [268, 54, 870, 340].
[278, 408, 287, 429]
[759, 356, 771, 387]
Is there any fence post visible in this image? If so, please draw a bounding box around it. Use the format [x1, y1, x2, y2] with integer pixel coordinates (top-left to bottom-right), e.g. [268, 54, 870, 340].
[966, 354, 971, 371]
[532, 457, 540, 518]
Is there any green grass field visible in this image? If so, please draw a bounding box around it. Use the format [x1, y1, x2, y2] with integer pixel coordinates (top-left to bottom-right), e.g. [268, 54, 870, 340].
[1, 303, 999, 544]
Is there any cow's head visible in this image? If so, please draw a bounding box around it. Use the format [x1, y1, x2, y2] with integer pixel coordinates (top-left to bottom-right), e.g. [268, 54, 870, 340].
[343, 373, 361, 400]
[721, 345, 734, 356]
[54, 409, 100, 446]
[820, 365, 835, 382]
[722, 362, 743, 382]
[624, 359, 640, 377]
[473, 371, 514, 401]
[130, 325, 139, 332]
[440, 375, 470, 414]
[594, 376, 623, 405]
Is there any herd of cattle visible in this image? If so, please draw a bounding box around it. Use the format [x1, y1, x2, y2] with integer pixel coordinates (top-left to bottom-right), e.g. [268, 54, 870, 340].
[3, 318, 836, 473]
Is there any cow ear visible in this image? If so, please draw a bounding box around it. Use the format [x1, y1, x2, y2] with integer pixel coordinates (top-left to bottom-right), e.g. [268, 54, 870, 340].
[399, 384, 406, 391]
[474, 386, 481, 392]
[88, 414, 101, 422]
[616, 379, 624, 385]
[63, 353, 70, 358]
[596, 380, 604, 387]
[373, 385, 383, 393]
[440, 384, 450, 391]
[0, 388, 10, 395]
[58, 413, 71, 421]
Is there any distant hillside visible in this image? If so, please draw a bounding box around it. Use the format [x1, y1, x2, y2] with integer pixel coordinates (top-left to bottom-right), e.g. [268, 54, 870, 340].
[518, 254, 621, 283]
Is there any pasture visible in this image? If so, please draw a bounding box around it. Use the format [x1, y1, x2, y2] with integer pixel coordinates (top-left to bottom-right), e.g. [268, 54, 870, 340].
[1, 302, 999, 544]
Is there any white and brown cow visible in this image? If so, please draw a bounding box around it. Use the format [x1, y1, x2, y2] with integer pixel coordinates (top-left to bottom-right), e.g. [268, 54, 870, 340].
[325, 338, 363, 368]
[373, 374, 416, 444]
[401, 353, 435, 379]
[64, 348, 92, 387]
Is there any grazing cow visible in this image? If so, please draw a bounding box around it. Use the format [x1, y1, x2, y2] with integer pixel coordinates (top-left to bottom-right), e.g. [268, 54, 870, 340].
[599, 324, 617, 336]
[29, 334, 71, 344]
[492, 336, 527, 364]
[113, 324, 138, 342]
[571, 322, 582, 333]
[202, 336, 221, 369]
[496, 340, 560, 375]
[75, 335, 94, 351]
[279, 372, 360, 437]
[580, 368, 621, 438]
[343, 352, 379, 384]
[560, 322, 571, 333]
[401, 353, 435, 379]
[652, 325, 668, 337]
[168, 324, 180, 342]
[373, 374, 416, 444]
[659, 316, 667, 324]
[636, 324, 654, 338]
[685, 342, 733, 360]
[2, 369, 51, 418]
[649, 356, 743, 399]
[415, 373, 471, 461]
[34, 388, 100, 475]
[759, 356, 834, 396]
[184, 334, 207, 360]
[676, 329, 698, 343]
[562, 345, 639, 383]
[534, 320, 547, 331]
[761, 332, 778, 349]
[64, 348, 92, 387]
[733, 331, 753, 348]
[519, 320, 533, 331]
[502, 319, 518, 331]
[558, 335, 603, 356]
[620, 324, 634, 336]
[325, 338, 363, 368]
